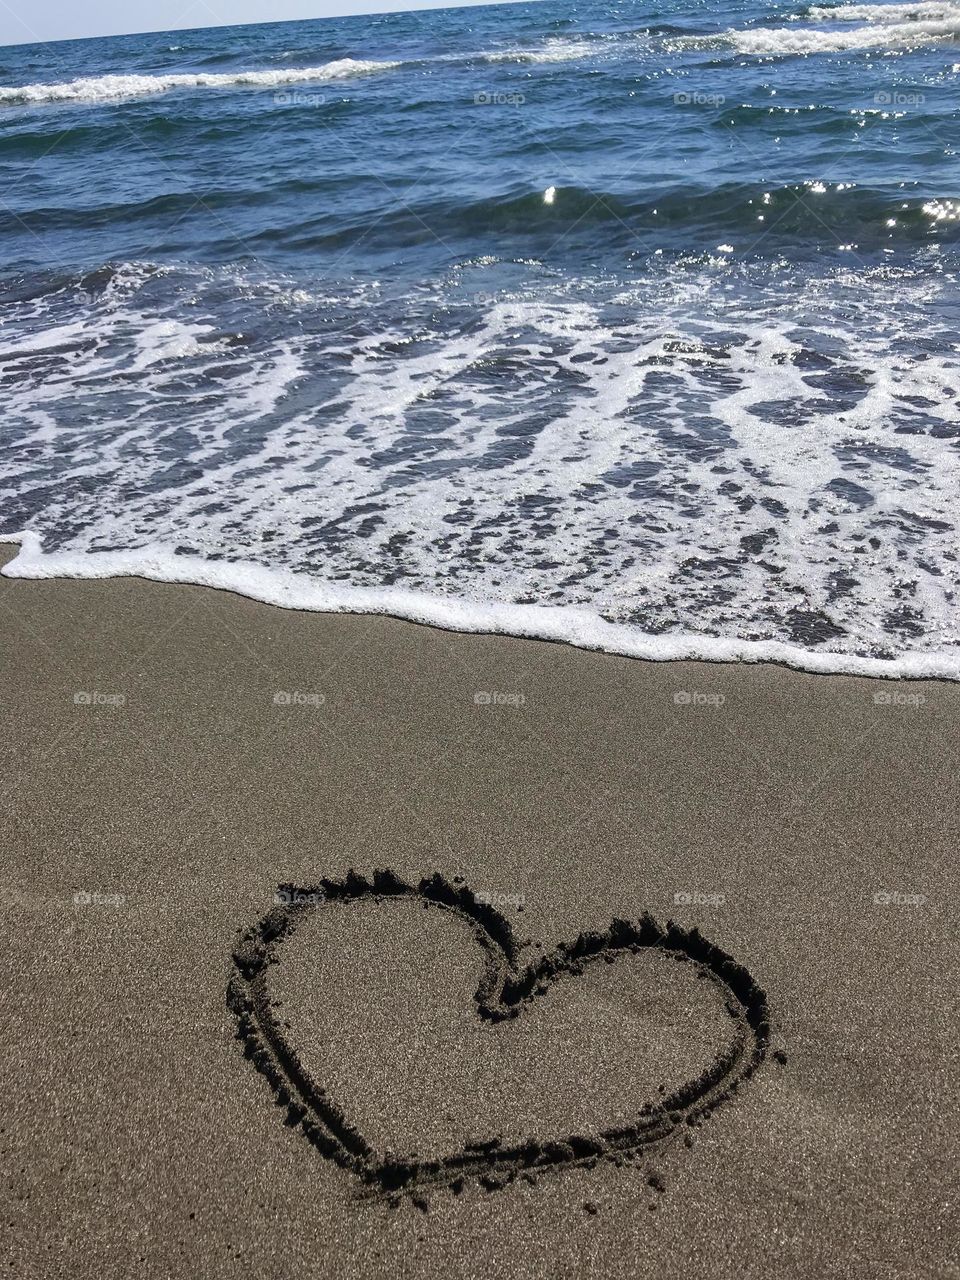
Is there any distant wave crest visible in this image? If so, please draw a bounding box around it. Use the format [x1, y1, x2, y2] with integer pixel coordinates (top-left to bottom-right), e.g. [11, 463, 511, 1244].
[0, 58, 400, 106]
[728, 1, 960, 53]
[0, 37, 635, 110]
[481, 37, 606, 63]
[805, 0, 959, 20]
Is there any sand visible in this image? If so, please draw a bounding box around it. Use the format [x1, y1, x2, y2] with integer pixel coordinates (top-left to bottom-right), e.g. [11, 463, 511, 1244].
[0, 542, 956, 1279]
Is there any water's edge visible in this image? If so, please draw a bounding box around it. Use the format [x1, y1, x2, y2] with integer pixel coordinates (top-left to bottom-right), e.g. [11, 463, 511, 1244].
[4, 533, 956, 681]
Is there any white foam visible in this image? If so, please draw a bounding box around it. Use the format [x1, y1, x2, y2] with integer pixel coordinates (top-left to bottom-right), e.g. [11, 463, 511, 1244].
[1, 265, 958, 680]
[0, 59, 400, 106]
[0, 39, 613, 112]
[807, 1, 959, 20]
[129, 318, 226, 368]
[729, 7, 960, 52]
[2, 531, 957, 680]
[482, 38, 605, 64]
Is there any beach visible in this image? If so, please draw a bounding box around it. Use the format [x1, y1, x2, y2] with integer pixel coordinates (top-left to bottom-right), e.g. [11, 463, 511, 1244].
[1, 542, 956, 1279]
[3, 0, 960, 1273]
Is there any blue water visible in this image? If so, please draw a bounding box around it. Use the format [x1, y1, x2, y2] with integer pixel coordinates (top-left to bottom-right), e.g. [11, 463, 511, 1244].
[1, 0, 959, 674]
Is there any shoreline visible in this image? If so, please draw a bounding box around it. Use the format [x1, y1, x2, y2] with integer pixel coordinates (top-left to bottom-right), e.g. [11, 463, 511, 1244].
[3, 534, 958, 682]
[1, 546, 956, 1278]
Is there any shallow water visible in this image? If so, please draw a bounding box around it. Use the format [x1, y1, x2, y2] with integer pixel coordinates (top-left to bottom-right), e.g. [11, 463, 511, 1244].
[1, 0, 959, 674]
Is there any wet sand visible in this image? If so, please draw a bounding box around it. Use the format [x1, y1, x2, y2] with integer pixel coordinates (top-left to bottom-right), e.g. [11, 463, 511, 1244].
[0, 543, 956, 1279]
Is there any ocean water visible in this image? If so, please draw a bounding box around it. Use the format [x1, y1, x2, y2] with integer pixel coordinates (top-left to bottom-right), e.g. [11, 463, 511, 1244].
[2, 0, 959, 676]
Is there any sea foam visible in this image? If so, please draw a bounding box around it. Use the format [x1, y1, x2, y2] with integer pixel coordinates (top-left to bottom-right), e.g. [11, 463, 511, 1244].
[1, 263, 958, 681]
[805, 0, 960, 20]
[0, 59, 400, 106]
[729, 2, 960, 53]
[3, 531, 958, 680]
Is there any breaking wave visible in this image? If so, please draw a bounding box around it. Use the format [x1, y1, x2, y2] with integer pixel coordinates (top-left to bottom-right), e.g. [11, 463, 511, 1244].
[0, 59, 401, 106]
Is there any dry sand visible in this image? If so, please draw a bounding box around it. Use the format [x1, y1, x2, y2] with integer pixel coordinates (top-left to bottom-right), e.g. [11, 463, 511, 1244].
[0, 543, 957, 1279]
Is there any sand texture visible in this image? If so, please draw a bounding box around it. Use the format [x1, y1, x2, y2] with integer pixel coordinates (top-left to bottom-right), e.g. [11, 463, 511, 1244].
[0, 546, 957, 1279]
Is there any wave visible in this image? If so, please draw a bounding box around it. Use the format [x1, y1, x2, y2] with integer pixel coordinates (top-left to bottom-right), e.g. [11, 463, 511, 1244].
[0, 116, 196, 159]
[5, 174, 954, 253]
[805, 1, 960, 20]
[0, 58, 400, 106]
[0, 36, 639, 112]
[0, 37, 615, 112]
[0, 260, 168, 306]
[269, 180, 960, 252]
[2, 256, 958, 677]
[3, 533, 957, 680]
[727, 9, 960, 53]
[480, 37, 609, 63]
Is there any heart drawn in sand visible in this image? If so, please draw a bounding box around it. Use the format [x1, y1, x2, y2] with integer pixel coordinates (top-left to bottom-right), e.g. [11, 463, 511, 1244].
[227, 870, 770, 1196]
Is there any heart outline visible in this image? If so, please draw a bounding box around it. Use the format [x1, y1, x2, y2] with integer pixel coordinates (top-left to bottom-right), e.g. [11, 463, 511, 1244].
[227, 869, 771, 1195]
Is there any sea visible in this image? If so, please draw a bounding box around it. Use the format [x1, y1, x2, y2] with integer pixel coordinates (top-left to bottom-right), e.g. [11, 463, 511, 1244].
[1, 0, 959, 677]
